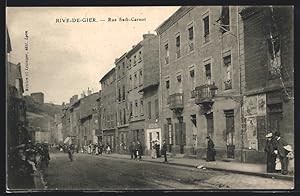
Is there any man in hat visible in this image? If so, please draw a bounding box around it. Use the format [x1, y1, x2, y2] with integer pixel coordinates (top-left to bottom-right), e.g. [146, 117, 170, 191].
[273, 132, 288, 175]
[264, 132, 276, 173]
[206, 136, 216, 162]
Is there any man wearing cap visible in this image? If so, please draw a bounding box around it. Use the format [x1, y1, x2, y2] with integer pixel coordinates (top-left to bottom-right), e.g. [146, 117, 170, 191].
[273, 132, 288, 175]
[264, 133, 276, 173]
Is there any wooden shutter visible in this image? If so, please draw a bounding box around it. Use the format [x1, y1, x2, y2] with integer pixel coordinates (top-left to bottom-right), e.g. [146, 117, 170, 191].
[171, 124, 174, 145]
[164, 124, 169, 144]
[182, 122, 186, 145]
[175, 123, 179, 145]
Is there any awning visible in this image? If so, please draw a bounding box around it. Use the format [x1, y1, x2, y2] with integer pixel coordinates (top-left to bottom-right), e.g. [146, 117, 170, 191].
[63, 137, 70, 144]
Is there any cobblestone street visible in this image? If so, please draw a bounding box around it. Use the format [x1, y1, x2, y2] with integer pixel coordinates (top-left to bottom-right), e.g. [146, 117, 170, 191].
[46, 152, 293, 190]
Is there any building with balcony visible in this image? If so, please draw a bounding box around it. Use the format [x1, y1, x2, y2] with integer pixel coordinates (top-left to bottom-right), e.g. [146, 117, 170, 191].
[156, 6, 243, 160]
[115, 53, 130, 154]
[126, 33, 158, 153]
[239, 6, 294, 163]
[100, 67, 117, 152]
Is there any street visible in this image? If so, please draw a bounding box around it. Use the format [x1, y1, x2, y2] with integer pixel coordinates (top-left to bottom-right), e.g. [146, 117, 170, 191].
[46, 152, 293, 190]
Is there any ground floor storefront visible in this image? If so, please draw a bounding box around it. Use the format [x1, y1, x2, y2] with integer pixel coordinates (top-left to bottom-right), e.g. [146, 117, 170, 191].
[103, 129, 116, 153]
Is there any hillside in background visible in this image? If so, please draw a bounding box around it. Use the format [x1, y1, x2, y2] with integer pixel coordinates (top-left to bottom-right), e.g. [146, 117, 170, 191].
[24, 95, 62, 117]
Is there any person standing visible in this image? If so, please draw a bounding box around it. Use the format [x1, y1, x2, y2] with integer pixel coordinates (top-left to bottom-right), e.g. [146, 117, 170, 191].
[206, 136, 216, 162]
[129, 142, 135, 159]
[284, 145, 294, 174]
[136, 141, 143, 161]
[264, 133, 276, 173]
[273, 132, 288, 175]
[161, 140, 168, 163]
[151, 141, 157, 159]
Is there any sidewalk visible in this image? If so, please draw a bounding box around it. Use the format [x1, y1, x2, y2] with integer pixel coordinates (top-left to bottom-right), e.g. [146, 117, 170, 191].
[100, 153, 294, 181]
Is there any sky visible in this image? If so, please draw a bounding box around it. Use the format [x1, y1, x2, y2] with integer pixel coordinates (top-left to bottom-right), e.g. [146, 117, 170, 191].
[7, 7, 179, 105]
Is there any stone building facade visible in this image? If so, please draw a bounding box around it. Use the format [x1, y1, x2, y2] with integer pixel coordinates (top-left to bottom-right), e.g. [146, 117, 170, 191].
[156, 6, 243, 160]
[239, 6, 294, 163]
[100, 68, 117, 152]
[115, 53, 130, 154]
[126, 34, 159, 154]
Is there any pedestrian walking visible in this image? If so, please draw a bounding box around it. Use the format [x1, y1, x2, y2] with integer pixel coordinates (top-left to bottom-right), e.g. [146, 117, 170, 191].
[273, 132, 288, 175]
[206, 136, 216, 162]
[136, 141, 143, 161]
[155, 141, 161, 158]
[264, 133, 276, 173]
[68, 144, 75, 161]
[129, 142, 135, 159]
[161, 140, 168, 163]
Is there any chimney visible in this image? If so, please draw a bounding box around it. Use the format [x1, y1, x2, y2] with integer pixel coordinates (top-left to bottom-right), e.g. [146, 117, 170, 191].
[143, 33, 155, 40]
[87, 87, 92, 96]
[73, 95, 78, 102]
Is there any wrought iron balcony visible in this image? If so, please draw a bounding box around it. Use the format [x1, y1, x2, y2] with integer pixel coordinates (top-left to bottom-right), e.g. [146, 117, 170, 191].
[168, 93, 184, 111]
[194, 83, 217, 105]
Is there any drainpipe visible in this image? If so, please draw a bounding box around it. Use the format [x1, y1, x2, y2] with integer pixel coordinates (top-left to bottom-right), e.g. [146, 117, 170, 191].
[237, 6, 245, 163]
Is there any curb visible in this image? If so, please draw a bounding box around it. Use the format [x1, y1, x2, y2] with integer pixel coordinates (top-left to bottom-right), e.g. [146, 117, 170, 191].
[102, 154, 294, 181]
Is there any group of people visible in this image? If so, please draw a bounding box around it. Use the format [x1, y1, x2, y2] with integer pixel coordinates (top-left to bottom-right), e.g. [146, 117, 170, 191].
[265, 132, 294, 175]
[10, 141, 50, 189]
[129, 141, 143, 161]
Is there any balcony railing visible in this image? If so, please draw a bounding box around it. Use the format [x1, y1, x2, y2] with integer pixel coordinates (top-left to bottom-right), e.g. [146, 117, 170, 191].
[195, 84, 217, 105]
[168, 93, 184, 110]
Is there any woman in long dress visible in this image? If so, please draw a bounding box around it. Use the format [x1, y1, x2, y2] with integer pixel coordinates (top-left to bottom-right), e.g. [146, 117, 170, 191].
[151, 141, 157, 159]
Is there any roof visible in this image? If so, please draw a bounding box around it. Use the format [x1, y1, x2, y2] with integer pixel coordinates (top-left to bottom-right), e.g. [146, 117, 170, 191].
[125, 43, 143, 59]
[99, 67, 115, 83]
[115, 52, 127, 64]
[155, 6, 194, 35]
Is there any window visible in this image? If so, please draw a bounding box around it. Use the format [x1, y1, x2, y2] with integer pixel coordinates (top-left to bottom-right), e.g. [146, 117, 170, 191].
[176, 35, 181, 59]
[206, 113, 214, 138]
[123, 108, 126, 124]
[133, 55, 136, 65]
[122, 62, 125, 75]
[129, 59, 132, 68]
[165, 43, 169, 64]
[138, 51, 142, 62]
[204, 63, 211, 84]
[140, 99, 144, 115]
[188, 26, 194, 40]
[165, 80, 170, 89]
[129, 75, 132, 90]
[223, 55, 232, 90]
[203, 15, 210, 43]
[122, 85, 125, 100]
[139, 70, 143, 85]
[155, 99, 159, 119]
[148, 101, 152, 119]
[188, 26, 194, 52]
[167, 119, 173, 145]
[190, 69, 195, 98]
[134, 72, 137, 88]
[119, 110, 122, 125]
[129, 102, 133, 118]
[118, 88, 121, 102]
[220, 6, 230, 33]
[135, 100, 138, 117]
